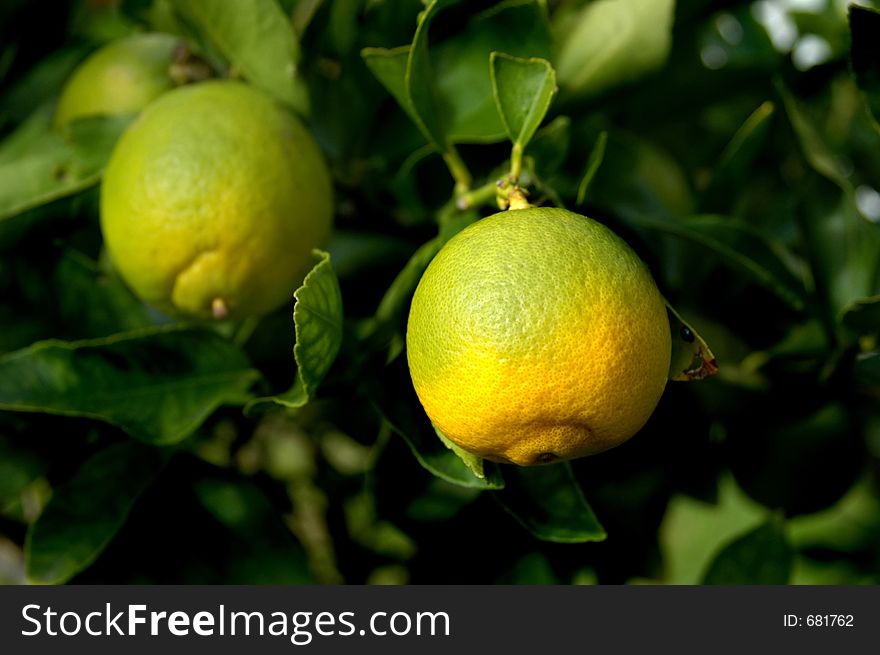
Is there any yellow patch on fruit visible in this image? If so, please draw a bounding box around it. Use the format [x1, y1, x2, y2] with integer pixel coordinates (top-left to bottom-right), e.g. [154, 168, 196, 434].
[406, 207, 670, 466]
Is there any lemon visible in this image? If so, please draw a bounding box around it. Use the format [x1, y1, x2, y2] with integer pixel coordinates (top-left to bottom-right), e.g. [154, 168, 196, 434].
[100, 80, 333, 320]
[406, 207, 670, 466]
[54, 33, 180, 128]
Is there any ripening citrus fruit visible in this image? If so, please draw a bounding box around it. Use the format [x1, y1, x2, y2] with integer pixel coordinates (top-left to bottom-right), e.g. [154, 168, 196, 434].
[100, 80, 333, 320]
[406, 207, 671, 466]
[54, 33, 180, 128]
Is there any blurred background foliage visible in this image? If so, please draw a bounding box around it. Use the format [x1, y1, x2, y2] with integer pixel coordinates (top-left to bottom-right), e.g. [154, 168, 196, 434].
[1, 0, 879, 585]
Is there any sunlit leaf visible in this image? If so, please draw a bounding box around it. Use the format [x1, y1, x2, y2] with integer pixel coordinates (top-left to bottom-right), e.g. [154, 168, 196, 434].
[554, 0, 675, 97]
[168, 0, 309, 115]
[0, 327, 260, 444]
[490, 52, 556, 149]
[0, 115, 129, 224]
[248, 250, 342, 410]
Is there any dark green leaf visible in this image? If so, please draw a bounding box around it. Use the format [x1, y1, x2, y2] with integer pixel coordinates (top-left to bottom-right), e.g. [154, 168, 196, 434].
[842, 295, 880, 336]
[360, 237, 441, 341]
[527, 116, 571, 175]
[194, 476, 313, 583]
[25, 442, 166, 584]
[247, 250, 342, 410]
[494, 463, 606, 543]
[630, 214, 808, 311]
[54, 249, 156, 338]
[404, 0, 461, 149]
[490, 52, 556, 149]
[0, 327, 260, 444]
[497, 552, 558, 584]
[849, 4, 880, 126]
[854, 351, 880, 392]
[0, 435, 45, 514]
[0, 47, 89, 127]
[701, 101, 775, 213]
[0, 115, 129, 223]
[576, 130, 607, 206]
[781, 87, 880, 319]
[703, 516, 793, 584]
[375, 383, 504, 490]
[361, 46, 416, 126]
[168, 0, 309, 115]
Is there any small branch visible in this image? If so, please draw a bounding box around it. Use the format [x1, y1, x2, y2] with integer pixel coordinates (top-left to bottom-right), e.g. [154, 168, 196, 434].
[442, 147, 473, 196]
[509, 141, 524, 182]
[456, 180, 499, 210]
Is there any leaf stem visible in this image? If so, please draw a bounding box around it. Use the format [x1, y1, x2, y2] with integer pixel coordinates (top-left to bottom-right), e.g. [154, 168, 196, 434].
[509, 141, 524, 182]
[456, 180, 499, 210]
[442, 146, 473, 196]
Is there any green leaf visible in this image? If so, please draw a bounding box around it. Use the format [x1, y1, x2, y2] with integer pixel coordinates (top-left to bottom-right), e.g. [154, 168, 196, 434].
[54, 249, 155, 338]
[194, 476, 314, 583]
[854, 351, 880, 393]
[0, 47, 89, 127]
[168, 0, 309, 116]
[527, 116, 571, 175]
[372, 370, 504, 490]
[703, 516, 793, 584]
[360, 237, 441, 342]
[554, 0, 675, 98]
[0, 115, 129, 224]
[494, 463, 606, 543]
[576, 130, 608, 206]
[248, 250, 342, 410]
[849, 4, 880, 127]
[782, 88, 880, 319]
[362, 46, 416, 127]
[433, 425, 489, 481]
[700, 101, 776, 213]
[0, 435, 45, 514]
[404, 0, 461, 149]
[0, 104, 53, 166]
[388, 414, 504, 491]
[490, 52, 556, 149]
[0, 326, 261, 444]
[666, 303, 718, 381]
[363, 1, 552, 146]
[25, 442, 166, 584]
[432, 0, 552, 144]
[630, 214, 808, 311]
[294, 250, 343, 395]
[842, 296, 880, 336]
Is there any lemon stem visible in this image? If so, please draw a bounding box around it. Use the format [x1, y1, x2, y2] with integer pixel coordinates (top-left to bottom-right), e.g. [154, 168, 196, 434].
[507, 187, 531, 210]
[211, 297, 230, 320]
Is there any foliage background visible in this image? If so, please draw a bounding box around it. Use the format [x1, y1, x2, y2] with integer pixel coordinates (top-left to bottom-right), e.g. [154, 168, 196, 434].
[1, 0, 879, 585]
